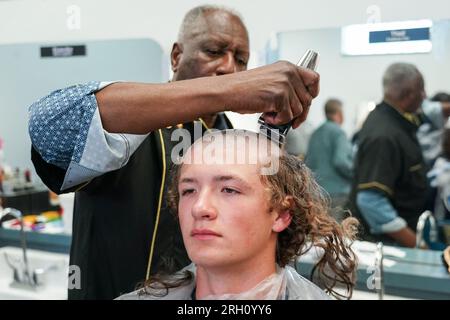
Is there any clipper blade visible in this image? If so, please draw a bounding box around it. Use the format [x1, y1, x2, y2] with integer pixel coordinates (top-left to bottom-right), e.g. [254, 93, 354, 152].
[258, 49, 319, 146]
[258, 117, 290, 145]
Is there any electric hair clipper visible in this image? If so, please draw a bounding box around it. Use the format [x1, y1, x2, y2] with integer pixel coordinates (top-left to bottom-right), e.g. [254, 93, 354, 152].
[258, 49, 319, 144]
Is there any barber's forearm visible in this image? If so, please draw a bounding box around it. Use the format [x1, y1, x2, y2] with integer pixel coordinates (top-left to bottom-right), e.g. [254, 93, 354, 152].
[96, 62, 321, 134]
[96, 79, 225, 134]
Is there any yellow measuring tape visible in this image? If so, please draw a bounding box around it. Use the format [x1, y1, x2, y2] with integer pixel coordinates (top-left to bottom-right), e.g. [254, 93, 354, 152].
[145, 119, 211, 279]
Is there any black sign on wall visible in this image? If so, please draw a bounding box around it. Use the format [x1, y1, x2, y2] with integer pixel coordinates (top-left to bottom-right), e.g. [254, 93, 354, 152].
[40, 45, 86, 58]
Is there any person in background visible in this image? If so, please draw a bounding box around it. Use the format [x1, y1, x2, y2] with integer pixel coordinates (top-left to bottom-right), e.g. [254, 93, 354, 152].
[432, 92, 450, 102]
[418, 92, 450, 214]
[117, 130, 358, 300]
[428, 127, 450, 222]
[305, 99, 353, 218]
[350, 63, 428, 248]
[28, 5, 319, 299]
[417, 92, 450, 169]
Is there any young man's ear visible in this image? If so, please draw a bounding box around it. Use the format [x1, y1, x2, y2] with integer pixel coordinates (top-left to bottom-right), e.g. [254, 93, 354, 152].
[170, 42, 183, 73]
[272, 196, 294, 233]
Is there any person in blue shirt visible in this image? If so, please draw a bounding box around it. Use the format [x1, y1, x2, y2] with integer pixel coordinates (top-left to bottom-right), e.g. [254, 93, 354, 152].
[306, 99, 353, 216]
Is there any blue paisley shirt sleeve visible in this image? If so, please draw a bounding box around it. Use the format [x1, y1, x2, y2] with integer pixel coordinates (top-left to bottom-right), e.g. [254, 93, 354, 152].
[28, 81, 148, 192]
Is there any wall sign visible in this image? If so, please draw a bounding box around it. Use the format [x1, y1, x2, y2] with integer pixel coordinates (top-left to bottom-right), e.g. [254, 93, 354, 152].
[369, 28, 430, 43]
[341, 20, 432, 56]
[40, 45, 86, 58]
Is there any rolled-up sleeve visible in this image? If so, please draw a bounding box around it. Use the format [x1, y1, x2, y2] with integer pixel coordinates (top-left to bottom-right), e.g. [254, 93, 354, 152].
[357, 190, 406, 234]
[28, 81, 148, 192]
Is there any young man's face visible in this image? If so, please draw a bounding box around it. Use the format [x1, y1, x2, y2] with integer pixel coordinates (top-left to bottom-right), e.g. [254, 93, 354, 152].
[177, 139, 289, 270]
[171, 10, 250, 81]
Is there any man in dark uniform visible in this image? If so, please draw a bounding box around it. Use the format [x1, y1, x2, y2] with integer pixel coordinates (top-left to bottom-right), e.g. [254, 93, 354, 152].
[28, 5, 320, 299]
[350, 62, 428, 248]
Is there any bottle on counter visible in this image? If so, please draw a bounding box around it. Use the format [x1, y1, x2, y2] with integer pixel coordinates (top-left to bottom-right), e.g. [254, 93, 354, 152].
[25, 169, 31, 183]
[13, 167, 23, 191]
[24, 168, 34, 189]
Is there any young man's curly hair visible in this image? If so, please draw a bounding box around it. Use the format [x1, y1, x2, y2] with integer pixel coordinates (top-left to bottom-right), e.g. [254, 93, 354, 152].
[141, 131, 359, 299]
[260, 154, 359, 299]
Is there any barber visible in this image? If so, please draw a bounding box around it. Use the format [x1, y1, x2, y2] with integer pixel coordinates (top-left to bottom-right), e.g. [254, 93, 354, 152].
[28, 5, 319, 299]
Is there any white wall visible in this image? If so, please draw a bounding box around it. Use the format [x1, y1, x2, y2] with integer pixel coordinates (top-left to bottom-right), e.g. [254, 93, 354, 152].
[2, 0, 450, 54]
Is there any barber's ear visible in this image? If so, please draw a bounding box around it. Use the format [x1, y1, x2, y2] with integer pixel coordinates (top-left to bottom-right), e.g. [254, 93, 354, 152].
[272, 196, 294, 233]
[171, 43, 183, 73]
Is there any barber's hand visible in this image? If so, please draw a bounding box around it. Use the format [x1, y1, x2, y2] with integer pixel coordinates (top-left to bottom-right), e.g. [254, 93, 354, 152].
[222, 61, 320, 129]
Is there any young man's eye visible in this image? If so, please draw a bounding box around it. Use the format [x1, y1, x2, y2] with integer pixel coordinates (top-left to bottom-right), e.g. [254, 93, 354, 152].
[222, 187, 240, 194]
[181, 189, 195, 196]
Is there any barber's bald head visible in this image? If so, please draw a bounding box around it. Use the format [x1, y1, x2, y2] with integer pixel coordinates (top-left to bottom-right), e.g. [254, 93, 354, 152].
[383, 63, 425, 113]
[171, 5, 250, 81]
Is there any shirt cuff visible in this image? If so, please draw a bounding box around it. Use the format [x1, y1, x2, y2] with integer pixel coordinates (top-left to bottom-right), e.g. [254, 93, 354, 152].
[61, 82, 148, 191]
[356, 190, 403, 234]
[380, 216, 407, 233]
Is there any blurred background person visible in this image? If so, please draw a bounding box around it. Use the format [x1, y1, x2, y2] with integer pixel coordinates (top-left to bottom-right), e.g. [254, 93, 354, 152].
[417, 92, 450, 216]
[428, 127, 450, 232]
[350, 63, 428, 248]
[417, 92, 450, 169]
[305, 99, 353, 220]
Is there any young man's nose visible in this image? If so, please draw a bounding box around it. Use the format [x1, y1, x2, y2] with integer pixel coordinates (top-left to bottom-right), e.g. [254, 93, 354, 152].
[191, 190, 218, 220]
[215, 51, 238, 75]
